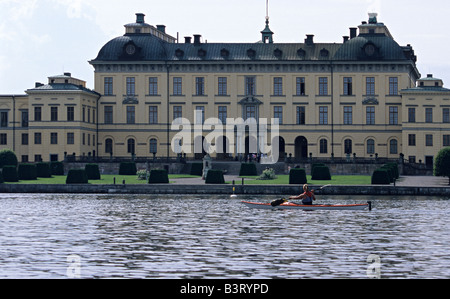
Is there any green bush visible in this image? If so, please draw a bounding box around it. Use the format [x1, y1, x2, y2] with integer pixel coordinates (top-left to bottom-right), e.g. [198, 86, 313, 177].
[50, 161, 64, 175]
[2, 165, 18, 182]
[311, 165, 331, 180]
[190, 162, 203, 176]
[0, 171, 4, 184]
[371, 169, 391, 185]
[0, 149, 18, 168]
[380, 166, 394, 183]
[36, 162, 52, 178]
[205, 169, 225, 184]
[239, 163, 257, 176]
[311, 163, 326, 175]
[66, 169, 88, 184]
[85, 163, 101, 180]
[258, 168, 277, 180]
[385, 163, 399, 179]
[434, 147, 450, 185]
[119, 162, 137, 175]
[289, 168, 307, 185]
[18, 164, 37, 180]
[148, 169, 169, 184]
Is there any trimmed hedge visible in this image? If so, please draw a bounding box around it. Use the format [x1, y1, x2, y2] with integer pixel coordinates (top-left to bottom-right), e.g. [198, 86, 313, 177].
[85, 163, 101, 180]
[50, 161, 64, 175]
[205, 169, 225, 184]
[36, 162, 52, 178]
[239, 163, 257, 176]
[2, 165, 18, 182]
[18, 164, 37, 180]
[385, 163, 399, 179]
[371, 169, 391, 185]
[148, 169, 169, 184]
[0, 171, 3, 184]
[311, 165, 331, 180]
[119, 162, 137, 175]
[0, 149, 18, 168]
[379, 166, 394, 183]
[190, 162, 203, 176]
[289, 168, 307, 185]
[311, 163, 326, 175]
[66, 169, 88, 184]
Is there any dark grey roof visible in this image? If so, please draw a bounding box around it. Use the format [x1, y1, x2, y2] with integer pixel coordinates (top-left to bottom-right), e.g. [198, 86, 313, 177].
[26, 83, 101, 96]
[401, 86, 450, 93]
[91, 32, 415, 63]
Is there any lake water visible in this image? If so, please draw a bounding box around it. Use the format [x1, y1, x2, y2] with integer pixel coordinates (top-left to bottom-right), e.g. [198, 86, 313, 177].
[0, 193, 449, 279]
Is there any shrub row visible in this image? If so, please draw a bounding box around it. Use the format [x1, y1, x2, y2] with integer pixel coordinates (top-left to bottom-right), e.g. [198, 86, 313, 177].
[371, 163, 399, 185]
[289, 168, 307, 185]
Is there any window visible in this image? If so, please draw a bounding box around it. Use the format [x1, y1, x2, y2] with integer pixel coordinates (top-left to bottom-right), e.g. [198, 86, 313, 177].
[127, 139, 135, 154]
[218, 77, 227, 96]
[87, 108, 90, 123]
[150, 139, 158, 154]
[389, 77, 398, 95]
[389, 106, 398, 125]
[87, 133, 90, 146]
[443, 108, 450, 123]
[319, 106, 328, 125]
[366, 77, 375, 95]
[0, 111, 8, 127]
[344, 139, 352, 155]
[408, 107, 416, 123]
[173, 77, 183, 95]
[50, 133, 58, 145]
[390, 139, 398, 154]
[0, 133, 6, 145]
[343, 77, 353, 96]
[34, 155, 42, 162]
[245, 77, 256, 96]
[343, 106, 353, 125]
[296, 106, 305, 125]
[408, 134, 416, 146]
[425, 108, 433, 123]
[367, 139, 375, 154]
[50, 107, 58, 122]
[67, 107, 74, 122]
[245, 105, 256, 120]
[218, 106, 227, 124]
[444, 135, 450, 147]
[149, 106, 158, 124]
[105, 139, 113, 154]
[195, 77, 205, 96]
[92, 109, 95, 124]
[104, 77, 113, 95]
[426, 134, 433, 147]
[82, 133, 85, 145]
[21, 133, 28, 145]
[126, 106, 135, 124]
[195, 106, 205, 124]
[296, 77, 306, 95]
[67, 133, 74, 145]
[82, 107, 85, 122]
[149, 77, 158, 95]
[104, 106, 113, 124]
[21, 111, 28, 127]
[273, 77, 283, 96]
[126, 77, 135, 96]
[173, 106, 182, 121]
[366, 106, 375, 125]
[319, 77, 328, 95]
[34, 107, 42, 121]
[274, 106, 283, 124]
[34, 133, 41, 145]
[320, 139, 328, 154]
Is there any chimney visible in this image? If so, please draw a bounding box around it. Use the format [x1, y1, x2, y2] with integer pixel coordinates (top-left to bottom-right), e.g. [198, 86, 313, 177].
[350, 28, 357, 39]
[305, 34, 314, 46]
[184, 36, 192, 44]
[35, 82, 44, 88]
[427, 74, 433, 78]
[136, 13, 145, 24]
[193, 34, 202, 45]
[343, 36, 349, 43]
[64, 72, 71, 77]
[156, 25, 166, 33]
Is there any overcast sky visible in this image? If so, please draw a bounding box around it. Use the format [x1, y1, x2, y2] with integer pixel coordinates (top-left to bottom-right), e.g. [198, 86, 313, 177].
[1, 0, 449, 94]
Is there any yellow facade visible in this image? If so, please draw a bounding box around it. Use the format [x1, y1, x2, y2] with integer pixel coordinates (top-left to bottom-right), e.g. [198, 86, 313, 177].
[1, 12, 449, 165]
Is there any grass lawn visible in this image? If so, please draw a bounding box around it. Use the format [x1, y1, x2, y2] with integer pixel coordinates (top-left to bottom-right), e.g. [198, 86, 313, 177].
[4, 174, 201, 185]
[233, 175, 371, 185]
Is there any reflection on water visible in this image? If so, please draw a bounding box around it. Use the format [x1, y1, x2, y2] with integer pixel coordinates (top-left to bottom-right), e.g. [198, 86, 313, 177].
[0, 193, 449, 279]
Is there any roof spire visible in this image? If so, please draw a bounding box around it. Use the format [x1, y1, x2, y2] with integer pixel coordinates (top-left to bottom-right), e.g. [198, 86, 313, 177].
[261, 0, 274, 43]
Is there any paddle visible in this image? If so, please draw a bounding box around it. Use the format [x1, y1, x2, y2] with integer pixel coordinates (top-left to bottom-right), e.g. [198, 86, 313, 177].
[271, 184, 332, 207]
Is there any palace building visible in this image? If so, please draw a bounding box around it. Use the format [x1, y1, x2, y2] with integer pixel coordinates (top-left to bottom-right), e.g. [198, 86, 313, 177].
[1, 12, 450, 166]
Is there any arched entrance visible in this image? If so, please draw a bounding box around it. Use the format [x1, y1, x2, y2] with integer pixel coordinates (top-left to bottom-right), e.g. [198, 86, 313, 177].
[194, 136, 206, 160]
[295, 136, 308, 161]
[216, 136, 230, 160]
[272, 136, 285, 161]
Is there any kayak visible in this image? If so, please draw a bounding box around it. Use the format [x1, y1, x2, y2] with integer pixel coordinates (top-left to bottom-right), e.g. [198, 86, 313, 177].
[242, 201, 372, 211]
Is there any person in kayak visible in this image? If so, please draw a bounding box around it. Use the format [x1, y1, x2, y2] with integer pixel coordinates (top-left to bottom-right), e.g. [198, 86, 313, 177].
[289, 184, 316, 205]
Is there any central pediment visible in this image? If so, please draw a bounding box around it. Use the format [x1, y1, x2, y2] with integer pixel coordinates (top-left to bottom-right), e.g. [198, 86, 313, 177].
[238, 96, 263, 105]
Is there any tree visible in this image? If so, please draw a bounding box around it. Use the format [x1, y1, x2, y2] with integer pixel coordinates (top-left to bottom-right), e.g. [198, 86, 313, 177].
[434, 147, 450, 185]
[0, 149, 18, 168]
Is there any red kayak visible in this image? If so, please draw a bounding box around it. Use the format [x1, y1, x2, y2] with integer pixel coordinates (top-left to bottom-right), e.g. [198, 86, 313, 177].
[242, 201, 372, 211]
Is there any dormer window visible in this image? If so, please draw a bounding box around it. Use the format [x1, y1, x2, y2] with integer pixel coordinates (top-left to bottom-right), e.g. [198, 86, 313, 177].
[247, 49, 256, 59]
[220, 48, 230, 58]
[274, 48, 283, 58]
